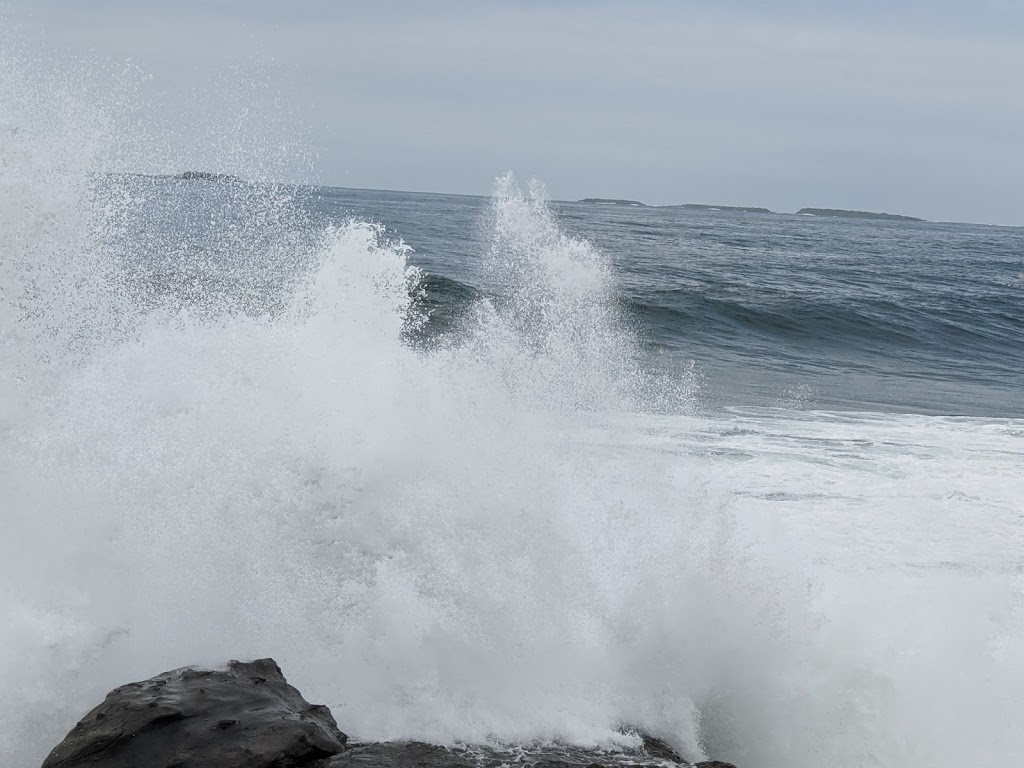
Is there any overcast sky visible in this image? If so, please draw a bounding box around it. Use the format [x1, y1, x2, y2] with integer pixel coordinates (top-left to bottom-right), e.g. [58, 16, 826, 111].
[5, 1, 1024, 224]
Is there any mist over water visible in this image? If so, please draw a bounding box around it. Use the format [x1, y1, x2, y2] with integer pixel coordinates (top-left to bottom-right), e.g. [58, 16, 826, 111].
[2, 44, 1023, 768]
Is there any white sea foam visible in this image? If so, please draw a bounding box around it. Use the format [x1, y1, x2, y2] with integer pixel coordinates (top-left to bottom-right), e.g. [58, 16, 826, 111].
[2, 44, 1023, 768]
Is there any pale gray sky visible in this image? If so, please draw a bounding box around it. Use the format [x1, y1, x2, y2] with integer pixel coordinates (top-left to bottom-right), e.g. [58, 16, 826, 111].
[5, 0, 1024, 224]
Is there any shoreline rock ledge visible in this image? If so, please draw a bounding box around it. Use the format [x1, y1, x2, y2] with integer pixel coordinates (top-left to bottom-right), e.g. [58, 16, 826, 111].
[41, 658, 736, 768]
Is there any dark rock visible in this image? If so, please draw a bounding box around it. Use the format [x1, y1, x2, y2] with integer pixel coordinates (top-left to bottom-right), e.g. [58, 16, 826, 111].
[638, 733, 683, 762]
[42, 658, 347, 768]
[316, 742, 476, 768]
[44, 659, 737, 768]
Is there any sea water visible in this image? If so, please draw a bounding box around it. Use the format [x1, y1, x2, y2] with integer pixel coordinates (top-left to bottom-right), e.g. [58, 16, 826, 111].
[2, 44, 1023, 768]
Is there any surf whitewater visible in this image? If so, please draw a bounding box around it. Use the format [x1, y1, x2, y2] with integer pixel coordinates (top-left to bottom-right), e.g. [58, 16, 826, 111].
[3, 41, 1024, 768]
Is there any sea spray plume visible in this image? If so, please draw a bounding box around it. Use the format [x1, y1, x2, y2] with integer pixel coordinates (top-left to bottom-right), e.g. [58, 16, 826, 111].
[0, 41, 323, 765]
[267, 189, 719, 756]
[3, 134, 888, 768]
[0, 48, 127, 377]
[470, 173, 679, 412]
[0, 50, 970, 768]
[482, 174, 636, 408]
[7, 40, 1017, 768]
[98, 67, 323, 323]
[0, 45, 129, 767]
[250, 178, 869, 767]
[106, 173, 322, 320]
[1, 147, 776, 763]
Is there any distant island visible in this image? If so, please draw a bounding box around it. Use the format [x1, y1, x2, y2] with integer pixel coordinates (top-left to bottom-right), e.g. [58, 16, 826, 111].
[670, 203, 773, 214]
[796, 207, 923, 222]
[176, 171, 244, 183]
[578, 198, 647, 206]
[576, 197, 924, 221]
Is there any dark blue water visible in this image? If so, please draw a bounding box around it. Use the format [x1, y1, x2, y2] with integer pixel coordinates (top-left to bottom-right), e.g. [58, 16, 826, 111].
[114, 178, 1022, 417]
[300, 186, 1023, 418]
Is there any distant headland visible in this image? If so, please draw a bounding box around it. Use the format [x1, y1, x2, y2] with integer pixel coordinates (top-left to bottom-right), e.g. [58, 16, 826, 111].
[576, 198, 924, 221]
[114, 171, 247, 183]
[579, 197, 647, 206]
[795, 207, 923, 222]
[175, 171, 244, 183]
[670, 203, 772, 214]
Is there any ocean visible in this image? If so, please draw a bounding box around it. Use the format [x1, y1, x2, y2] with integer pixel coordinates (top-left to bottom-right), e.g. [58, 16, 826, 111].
[3, 61, 1024, 768]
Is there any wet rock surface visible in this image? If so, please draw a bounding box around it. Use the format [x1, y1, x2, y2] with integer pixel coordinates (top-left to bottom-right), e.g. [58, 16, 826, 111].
[315, 738, 734, 768]
[41, 658, 347, 768]
[42, 659, 736, 768]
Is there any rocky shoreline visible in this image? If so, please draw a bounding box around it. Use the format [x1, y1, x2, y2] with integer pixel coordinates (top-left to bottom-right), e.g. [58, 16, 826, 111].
[41, 659, 736, 768]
